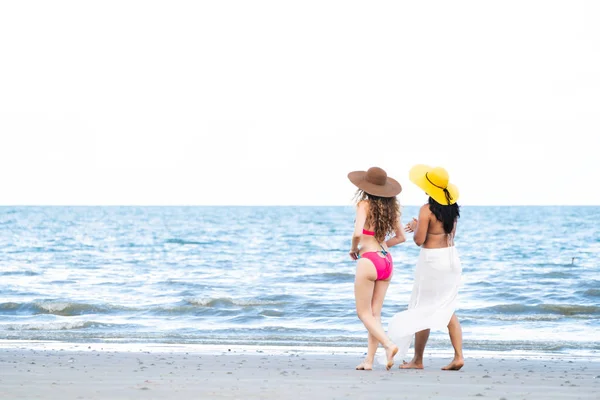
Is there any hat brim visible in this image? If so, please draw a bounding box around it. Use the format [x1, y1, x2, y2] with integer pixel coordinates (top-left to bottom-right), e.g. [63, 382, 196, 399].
[348, 171, 402, 197]
[409, 164, 459, 205]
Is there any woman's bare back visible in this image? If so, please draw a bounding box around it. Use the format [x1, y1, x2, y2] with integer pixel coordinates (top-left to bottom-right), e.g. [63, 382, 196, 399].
[422, 206, 456, 249]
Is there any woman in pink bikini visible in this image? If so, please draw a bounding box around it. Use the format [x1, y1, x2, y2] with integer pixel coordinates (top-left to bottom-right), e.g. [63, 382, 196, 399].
[347, 167, 406, 370]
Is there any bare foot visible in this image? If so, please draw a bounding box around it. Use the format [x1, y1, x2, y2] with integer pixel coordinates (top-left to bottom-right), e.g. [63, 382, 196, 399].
[400, 360, 424, 369]
[385, 344, 398, 370]
[441, 358, 464, 371]
[355, 360, 373, 371]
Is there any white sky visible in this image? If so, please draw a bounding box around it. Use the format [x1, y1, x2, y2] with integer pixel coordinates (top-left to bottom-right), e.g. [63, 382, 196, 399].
[1, 1, 598, 206]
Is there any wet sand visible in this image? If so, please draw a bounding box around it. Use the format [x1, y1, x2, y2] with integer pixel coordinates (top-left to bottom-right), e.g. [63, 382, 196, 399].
[1, 345, 599, 399]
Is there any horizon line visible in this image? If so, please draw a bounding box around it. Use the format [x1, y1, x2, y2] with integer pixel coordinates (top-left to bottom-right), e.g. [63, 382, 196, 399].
[0, 204, 598, 207]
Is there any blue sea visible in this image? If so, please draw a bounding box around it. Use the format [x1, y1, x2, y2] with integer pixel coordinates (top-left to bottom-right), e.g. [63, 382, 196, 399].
[1, 206, 598, 356]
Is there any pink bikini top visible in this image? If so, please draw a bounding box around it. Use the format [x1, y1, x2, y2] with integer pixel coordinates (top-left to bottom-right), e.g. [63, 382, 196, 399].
[361, 228, 388, 255]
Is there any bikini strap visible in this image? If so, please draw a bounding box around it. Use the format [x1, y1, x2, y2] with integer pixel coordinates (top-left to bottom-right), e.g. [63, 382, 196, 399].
[379, 243, 388, 256]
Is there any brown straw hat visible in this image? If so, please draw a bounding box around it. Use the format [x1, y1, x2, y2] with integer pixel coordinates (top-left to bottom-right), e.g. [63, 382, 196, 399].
[347, 167, 402, 197]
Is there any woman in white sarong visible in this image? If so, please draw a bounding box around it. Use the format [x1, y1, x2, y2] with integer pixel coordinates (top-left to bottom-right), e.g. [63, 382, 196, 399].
[381, 165, 464, 371]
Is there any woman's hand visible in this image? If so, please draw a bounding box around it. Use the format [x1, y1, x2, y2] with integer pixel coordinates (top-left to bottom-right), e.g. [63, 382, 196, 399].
[349, 248, 360, 260]
[404, 218, 417, 233]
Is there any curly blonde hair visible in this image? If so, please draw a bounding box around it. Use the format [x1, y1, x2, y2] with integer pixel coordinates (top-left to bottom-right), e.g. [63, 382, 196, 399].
[355, 189, 401, 242]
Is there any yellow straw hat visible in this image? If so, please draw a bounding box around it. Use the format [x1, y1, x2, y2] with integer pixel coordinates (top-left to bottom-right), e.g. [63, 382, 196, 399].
[409, 165, 459, 205]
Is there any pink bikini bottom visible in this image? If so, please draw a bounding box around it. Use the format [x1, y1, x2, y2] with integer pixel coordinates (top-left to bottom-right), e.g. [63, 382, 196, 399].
[359, 251, 393, 280]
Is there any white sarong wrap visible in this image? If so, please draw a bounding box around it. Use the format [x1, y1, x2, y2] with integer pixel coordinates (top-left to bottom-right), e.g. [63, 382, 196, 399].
[378, 246, 462, 364]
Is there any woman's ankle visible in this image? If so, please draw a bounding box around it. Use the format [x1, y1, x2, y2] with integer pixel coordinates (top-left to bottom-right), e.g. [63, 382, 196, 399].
[412, 356, 423, 364]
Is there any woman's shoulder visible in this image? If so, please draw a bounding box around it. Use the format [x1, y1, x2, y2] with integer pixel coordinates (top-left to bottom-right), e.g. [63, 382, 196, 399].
[419, 203, 432, 219]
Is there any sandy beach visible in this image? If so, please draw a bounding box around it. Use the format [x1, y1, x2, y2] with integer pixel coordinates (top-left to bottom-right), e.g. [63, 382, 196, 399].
[1, 344, 598, 399]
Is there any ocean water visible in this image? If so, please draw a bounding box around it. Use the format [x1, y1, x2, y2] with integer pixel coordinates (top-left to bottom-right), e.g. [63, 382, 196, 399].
[1, 206, 598, 356]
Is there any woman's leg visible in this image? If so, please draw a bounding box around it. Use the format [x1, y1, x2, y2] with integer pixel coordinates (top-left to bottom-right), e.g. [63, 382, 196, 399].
[356, 278, 391, 370]
[442, 313, 464, 370]
[354, 259, 397, 370]
[400, 329, 429, 369]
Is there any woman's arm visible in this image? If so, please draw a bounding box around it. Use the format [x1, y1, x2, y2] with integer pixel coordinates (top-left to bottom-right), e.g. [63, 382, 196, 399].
[385, 216, 406, 247]
[412, 204, 430, 246]
[349, 201, 368, 259]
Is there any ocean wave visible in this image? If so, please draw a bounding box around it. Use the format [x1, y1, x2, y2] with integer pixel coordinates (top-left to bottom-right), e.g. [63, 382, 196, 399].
[259, 310, 285, 317]
[320, 272, 355, 279]
[0, 298, 291, 317]
[527, 271, 574, 279]
[461, 339, 600, 352]
[293, 272, 355, 283]
[480, 303, 600, 316]
[160, 280, 211, 290]
[0, 301, 131, 316]
[460, 314, 564, 322]
[582, 280, 600, 289]
[0, 270, 41, 276]
[164, 238, 214, 246]
[0, 302, 20, 312]
[2, 321, 114, 331]
[48, 280, 77, 285]
[471, 281, 494, 287]
[185, 297, 285, 307]
[6, 247, 70, 254]
[581, 288, 600, 297]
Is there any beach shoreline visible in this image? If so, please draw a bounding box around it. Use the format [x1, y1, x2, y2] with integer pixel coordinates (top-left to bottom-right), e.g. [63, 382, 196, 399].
[1, 341, 599, 399]
[1, 339, 599, 360]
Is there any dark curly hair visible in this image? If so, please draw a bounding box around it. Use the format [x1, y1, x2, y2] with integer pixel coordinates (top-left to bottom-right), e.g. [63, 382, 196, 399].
[355, 189, 400, 242]
[428, 197, 460, 234]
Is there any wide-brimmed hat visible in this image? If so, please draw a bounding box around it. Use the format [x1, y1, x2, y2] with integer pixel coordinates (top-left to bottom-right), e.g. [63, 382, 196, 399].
[409, 165, 459, 205]
[348, 167, 402, 197]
